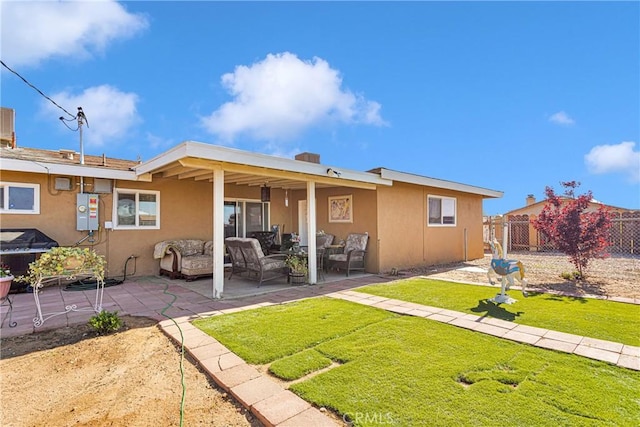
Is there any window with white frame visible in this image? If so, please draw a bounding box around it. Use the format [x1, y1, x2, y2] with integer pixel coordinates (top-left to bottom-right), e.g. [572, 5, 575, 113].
[0, 182, 40, 214]
[427, 195, 456, 226]
[224, 199, 270, 238]
[113, 188, 160, 229]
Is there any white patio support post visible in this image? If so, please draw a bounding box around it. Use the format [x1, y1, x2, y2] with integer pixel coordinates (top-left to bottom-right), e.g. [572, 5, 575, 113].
[306, 181, 317, 284]
[212, 167, 225, 299]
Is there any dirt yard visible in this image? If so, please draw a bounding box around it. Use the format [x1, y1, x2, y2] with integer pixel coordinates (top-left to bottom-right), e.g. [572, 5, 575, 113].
[421, 252, 639, 300]
[0, 316, 259, 427]
[1, 252, 637, 427]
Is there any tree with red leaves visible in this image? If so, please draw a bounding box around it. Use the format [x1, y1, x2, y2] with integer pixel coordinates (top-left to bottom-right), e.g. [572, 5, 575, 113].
[532, 181, 613, 278]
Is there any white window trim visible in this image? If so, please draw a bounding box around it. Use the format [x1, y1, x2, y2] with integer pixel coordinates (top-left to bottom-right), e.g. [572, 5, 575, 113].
[0, 182, 40, 214]
[113, 188, 160, 230]
[427, 194, 457, 227]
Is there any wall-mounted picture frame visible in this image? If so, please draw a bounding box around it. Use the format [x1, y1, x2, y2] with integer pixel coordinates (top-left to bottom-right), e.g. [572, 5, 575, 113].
[328, 194, 353, 223]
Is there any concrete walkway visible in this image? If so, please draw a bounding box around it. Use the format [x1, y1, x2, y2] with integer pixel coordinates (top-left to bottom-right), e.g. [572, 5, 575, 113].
[2, 274, 638, 426]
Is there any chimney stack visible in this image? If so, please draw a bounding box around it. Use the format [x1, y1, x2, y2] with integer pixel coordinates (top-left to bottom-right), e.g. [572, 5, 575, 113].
[295, 152, 320, 164]
[526, 194, 536, 206]
[0, 107, 16, 148]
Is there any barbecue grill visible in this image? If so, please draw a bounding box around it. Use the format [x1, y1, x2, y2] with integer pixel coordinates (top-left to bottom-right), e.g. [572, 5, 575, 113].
[0, 229, 59, 292]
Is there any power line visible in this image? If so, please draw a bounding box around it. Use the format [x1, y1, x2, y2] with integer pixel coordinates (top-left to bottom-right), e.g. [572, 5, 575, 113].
[0, 59, 76, 119]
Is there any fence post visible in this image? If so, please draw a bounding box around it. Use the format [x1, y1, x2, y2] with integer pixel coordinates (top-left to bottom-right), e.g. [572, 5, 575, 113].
[503, 221, 509, 259]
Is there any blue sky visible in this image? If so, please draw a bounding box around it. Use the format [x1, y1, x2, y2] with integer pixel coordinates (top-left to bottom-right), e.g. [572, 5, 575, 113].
[2, 1, 638, 215]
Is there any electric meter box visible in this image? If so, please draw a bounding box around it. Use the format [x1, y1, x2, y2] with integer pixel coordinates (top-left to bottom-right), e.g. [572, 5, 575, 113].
[77, 193, 99, 231]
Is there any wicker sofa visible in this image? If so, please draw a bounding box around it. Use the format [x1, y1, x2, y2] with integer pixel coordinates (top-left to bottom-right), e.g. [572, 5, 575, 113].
[153, 239, 213, 281]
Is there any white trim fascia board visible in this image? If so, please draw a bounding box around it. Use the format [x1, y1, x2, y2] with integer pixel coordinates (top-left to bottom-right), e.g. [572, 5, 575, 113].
[379, 168, 503, 198]
[133, 142, 190, 174]
[0, 158, 147, 181]
[135, 140, 392, 186]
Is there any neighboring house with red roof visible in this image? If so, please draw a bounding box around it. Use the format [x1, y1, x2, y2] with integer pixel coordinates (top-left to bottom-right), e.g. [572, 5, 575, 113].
[487, 194, 638, 254]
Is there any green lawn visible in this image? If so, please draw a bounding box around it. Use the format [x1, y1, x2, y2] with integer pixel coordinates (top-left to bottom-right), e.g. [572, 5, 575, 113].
[194, 298, 640, 426]
[194, 298, 395, 364]
[358, 278, 640, 346]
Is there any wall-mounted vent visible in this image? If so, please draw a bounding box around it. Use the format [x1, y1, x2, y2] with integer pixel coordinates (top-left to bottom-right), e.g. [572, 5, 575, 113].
[93, 178, 112, 193]
[54, 177, 73, 191]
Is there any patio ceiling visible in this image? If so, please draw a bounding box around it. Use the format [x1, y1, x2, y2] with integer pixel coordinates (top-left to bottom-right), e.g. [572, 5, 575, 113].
[135, 142, 392, 191]
[149, 158, 374, 190]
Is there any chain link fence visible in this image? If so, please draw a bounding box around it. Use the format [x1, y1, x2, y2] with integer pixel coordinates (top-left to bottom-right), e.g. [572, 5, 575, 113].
[484, 211, 640, 255]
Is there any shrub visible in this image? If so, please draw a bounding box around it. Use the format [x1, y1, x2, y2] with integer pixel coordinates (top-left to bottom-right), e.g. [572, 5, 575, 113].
[89, 310, 122, 335]
[560, 271, 583, 281]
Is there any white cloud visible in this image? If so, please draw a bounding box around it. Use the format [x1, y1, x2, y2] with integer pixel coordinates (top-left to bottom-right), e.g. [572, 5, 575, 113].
[42, 85, 140, 148]
[585, 141, 640, 182]
[201, 52, 387, 142]
[549, 111, 575, 126]
[1, 0, 148, 67]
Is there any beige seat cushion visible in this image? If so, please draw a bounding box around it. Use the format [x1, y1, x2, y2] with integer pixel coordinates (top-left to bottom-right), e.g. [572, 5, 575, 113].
[181, 254, 213, 277]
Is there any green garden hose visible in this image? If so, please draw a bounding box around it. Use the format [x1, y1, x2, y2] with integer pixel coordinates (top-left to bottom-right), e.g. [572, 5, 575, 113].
[160, 282, 186, 427]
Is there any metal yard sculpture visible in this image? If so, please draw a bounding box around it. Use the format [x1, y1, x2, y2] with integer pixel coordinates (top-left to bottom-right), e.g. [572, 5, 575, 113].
[487, 239, 528, 304]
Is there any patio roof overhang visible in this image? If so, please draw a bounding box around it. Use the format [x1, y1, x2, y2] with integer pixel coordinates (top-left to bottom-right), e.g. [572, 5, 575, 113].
[135, 141, 392, 190]
[376, 168, 503, 199]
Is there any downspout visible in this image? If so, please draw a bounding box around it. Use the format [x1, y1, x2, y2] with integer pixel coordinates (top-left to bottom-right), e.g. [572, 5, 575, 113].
[463, 228, 468, 262]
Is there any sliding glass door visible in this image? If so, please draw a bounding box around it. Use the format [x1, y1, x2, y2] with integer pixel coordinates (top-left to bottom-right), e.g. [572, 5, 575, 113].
[224, 200, 269, 238]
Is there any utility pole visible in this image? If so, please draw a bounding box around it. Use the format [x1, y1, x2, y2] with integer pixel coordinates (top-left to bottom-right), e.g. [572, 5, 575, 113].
[77, 107, 86, 165]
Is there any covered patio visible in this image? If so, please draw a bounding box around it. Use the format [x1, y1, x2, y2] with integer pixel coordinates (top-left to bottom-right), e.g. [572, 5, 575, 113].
[135, 141, 391, 298]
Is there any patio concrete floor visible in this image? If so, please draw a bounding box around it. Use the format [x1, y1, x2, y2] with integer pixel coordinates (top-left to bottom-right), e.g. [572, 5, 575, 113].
[2, 271, 638, 426]
[0, 271, 385, 338]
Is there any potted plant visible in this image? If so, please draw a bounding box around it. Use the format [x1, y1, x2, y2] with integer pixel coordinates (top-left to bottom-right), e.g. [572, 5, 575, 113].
[0, 264, 13, 299]
[285, 255, 308, 285]
[16, 247, 106, 290]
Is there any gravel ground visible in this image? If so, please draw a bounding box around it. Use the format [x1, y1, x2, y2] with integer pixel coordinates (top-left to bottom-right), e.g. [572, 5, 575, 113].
[405, 252, 640, 300]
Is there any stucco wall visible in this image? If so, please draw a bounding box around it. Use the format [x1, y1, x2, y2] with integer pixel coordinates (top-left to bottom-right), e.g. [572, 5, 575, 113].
[376, 182, 485, 271]
[0, 171, 291, 278]
[286, 187, 379, 273]
[2, 170, 486, 278]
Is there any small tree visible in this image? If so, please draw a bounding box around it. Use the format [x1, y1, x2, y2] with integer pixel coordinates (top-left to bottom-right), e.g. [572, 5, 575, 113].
[532, 181, 613, 278]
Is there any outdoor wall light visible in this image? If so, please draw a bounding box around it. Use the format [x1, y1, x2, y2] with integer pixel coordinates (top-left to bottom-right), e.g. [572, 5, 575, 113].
[261, 184, 271, 202]
[327, 168, 341, 177]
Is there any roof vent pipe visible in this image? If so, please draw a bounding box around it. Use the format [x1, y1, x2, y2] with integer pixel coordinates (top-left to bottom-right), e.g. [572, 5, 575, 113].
[60, 149, 75, 160]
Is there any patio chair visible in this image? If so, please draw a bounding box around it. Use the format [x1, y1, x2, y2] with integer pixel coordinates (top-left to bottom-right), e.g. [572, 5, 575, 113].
[316, 233, 335, 249]
[228, 238, 289, 286]
[279, 233, 295, 251]
[326, 232, 369, 276]
[249, 231, 277, 254]
[225, 237, 248, 280]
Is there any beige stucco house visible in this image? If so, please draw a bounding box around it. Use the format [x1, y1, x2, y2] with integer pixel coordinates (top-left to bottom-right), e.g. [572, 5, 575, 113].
[1, 140, 502, 297]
